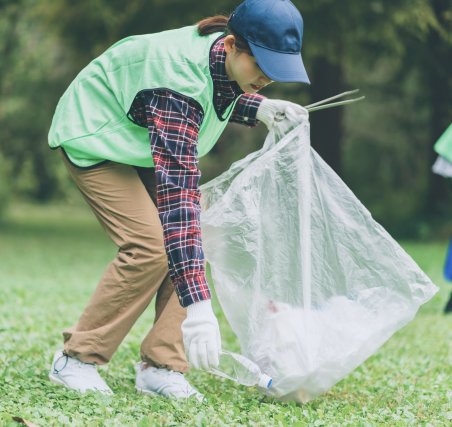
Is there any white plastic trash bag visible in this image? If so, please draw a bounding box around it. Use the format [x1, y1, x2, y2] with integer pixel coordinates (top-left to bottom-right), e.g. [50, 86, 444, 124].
[200, 109, 438, 403]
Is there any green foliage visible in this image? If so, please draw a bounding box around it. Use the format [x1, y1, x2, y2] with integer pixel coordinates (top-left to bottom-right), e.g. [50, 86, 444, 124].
[0, 205, 452, 425]
[0, 0, 451, 223]
[0, 0, 69, 202]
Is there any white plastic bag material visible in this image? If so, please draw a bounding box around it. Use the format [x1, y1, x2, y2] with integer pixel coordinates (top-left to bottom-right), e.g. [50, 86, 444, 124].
[200, 109, 438, 403]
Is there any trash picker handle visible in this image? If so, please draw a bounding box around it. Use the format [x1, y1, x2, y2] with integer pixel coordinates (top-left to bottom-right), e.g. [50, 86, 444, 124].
[304, 89, 360, 109]
[306, 96, 365, 112]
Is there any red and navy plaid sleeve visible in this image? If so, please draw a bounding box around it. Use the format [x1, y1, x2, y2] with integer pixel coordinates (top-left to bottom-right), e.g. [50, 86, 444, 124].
[230, 93, 266, 128]
[145, 90, 210, 308]
[133, 37, 267, 308]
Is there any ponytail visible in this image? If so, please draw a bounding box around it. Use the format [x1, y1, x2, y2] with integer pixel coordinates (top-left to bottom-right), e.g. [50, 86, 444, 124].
[197, 15, 229, 36]
[196, 15, 254, 56]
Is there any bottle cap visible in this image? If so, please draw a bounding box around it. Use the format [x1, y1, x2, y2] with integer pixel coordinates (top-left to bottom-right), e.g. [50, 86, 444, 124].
[258, 374, 273, 389]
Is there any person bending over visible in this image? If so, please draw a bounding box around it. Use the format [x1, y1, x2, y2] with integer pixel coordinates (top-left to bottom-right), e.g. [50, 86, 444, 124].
[48, 0, 310, 398]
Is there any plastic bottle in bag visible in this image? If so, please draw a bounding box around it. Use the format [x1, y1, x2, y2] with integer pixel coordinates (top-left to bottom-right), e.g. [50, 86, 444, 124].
[208, 350, 272, 389]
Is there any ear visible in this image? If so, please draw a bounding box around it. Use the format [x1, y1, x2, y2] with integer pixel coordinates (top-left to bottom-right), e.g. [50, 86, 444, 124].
[224, 35, 236, 54]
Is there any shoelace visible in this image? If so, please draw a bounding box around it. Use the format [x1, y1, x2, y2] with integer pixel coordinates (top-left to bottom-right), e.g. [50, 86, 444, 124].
[76, 360, 98, 377]
[151, 368, 195, 392]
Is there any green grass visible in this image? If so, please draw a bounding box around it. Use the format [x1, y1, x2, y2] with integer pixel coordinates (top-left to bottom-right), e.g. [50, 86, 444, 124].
[1, 203, 452, 426]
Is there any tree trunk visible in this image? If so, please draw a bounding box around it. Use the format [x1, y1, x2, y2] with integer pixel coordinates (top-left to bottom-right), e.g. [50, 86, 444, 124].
[309, 56, 344, 176]
[32, 148, 59, 202]
[426, 0, 452, 216]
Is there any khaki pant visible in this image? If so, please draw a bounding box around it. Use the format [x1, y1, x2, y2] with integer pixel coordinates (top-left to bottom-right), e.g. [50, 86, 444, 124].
[60, 150, 190, 373]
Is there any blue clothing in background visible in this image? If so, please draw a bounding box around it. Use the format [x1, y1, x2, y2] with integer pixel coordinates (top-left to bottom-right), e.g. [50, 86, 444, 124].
[444, 235, 452, 281]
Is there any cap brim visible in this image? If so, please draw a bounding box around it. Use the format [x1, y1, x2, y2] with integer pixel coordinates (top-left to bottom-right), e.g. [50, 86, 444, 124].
[249, 41, 310, 84]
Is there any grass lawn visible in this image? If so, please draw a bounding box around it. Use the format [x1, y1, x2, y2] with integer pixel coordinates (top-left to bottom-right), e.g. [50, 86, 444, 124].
[1, 203, 452, 426]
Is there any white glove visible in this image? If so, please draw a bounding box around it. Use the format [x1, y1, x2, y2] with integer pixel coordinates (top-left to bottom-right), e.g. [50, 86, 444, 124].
[256, 98, 308, 130]
[181, 299, 221, 371]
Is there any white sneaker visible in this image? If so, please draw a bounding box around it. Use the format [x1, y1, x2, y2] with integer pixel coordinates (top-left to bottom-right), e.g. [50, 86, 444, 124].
[49, 350, 113, 394]
[135, 362, 203, 401]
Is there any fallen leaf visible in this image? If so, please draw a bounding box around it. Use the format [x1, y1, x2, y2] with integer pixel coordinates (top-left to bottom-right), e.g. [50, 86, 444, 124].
[12, 417, 40, 427]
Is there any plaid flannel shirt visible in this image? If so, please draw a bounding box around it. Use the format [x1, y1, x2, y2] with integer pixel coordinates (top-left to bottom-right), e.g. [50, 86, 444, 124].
[129, 37, 265, 307]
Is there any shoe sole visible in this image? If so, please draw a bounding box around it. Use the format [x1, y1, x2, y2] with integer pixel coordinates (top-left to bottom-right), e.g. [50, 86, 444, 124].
[49, 373, 113, 395]
[135, 386, 205, 402]
[135, 386, 158, 396]
[49, 373, 67, 387]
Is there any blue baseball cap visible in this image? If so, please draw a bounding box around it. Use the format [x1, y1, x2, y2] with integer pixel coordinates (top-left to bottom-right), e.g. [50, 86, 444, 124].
[229, 0, 310, 84]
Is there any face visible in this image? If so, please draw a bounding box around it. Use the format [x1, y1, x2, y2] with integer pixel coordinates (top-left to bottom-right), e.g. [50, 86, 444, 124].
[224, 35, 274, 94]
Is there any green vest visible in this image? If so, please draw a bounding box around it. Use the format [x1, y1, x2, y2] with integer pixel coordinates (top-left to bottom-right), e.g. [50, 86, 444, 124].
[434, 124, 452, 163]
[48, 26, 239, 168]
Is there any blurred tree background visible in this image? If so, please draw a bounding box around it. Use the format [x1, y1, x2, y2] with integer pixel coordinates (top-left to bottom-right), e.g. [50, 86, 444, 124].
[0, 0, 451, 237]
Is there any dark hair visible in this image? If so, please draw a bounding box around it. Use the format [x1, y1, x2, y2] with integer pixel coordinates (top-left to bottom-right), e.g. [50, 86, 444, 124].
[196, 15, 254, 56]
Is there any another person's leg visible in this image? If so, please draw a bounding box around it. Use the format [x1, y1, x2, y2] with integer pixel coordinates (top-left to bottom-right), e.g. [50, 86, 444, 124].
[445, 292, 452, 313]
